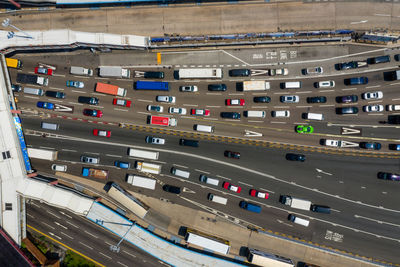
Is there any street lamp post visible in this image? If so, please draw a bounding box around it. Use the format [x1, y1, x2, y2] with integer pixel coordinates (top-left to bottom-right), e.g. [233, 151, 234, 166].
[95, 219, 135, 253]
[2, 18, 33, 39]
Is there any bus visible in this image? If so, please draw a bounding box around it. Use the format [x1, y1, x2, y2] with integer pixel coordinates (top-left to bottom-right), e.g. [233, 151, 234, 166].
[6, 58, 23, 69]
[247, 248, 294, 267]
[103, 182, 149, 218]
[128, 148, 159, 160]
[185, 228, 230, 255]
[135, 81, 169, 91]
[177, 68, 223, 79]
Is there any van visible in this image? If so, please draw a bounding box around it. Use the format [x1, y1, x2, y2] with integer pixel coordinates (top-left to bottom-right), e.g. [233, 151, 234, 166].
[194, 124, 215, 133]
[244, 110, 266, 118]
[199, 174, 219, 186]
[280, 81, 302, 89]
[24, 87, 44, 96]
[144, 71, 164, 79]
[207, 193, 227, 205]
[41, 122, 59, 130]
[51, 164, 67, 172]
[302, 113, 324, 121]
[367, 55, 390, 65]
[171, 167, 190, 179]
[271, 110, 290, 118]
[310, 204, 331, 214]
[288, 214, 310, 227]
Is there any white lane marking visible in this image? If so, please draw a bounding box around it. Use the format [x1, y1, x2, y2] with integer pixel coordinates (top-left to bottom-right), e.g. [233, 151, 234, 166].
[137, 99, 152, 103]
[374, 13, 390, 16]
[273, 106, 289, 108]
[316, 168, 333, 176]
[42, 222, 55, 230]
[367, 100, 383, 104]
[271, 121, 287, 124]
[205, 105, 221, 108]
[227, 106, 244, 108]
[296, 105, 312, 108]
[216, 174, 231, 181]
[49, 87, 65, 91]
[47, 211, 61, 219]
[183, 104, 198, 107]
[79, 242, 93, 250]
[60, 232, 74, 239]
[71, 90, 85, 93]
[114, 108, 128, 112]
[248, 120, 263, 123]
[238, 181, 253, 187]
[99, 252, 112, 259]
[66, 221, 79, 228]
[27, 214, 35, 219]
[350, 20, 368, 24]
[48, 232, 62, 240]
[365, 85, 381, 89]
[173, 164, 188, 169]
[297, 91, 312, 94]
[117, 262, 129, 267]
[122, 250, 137, 258]
[84, 230, 99, 238]
[319, 89, 334, 93]
[54, 221, 68, 230]
[69, 102, 82, 105]
[342, 88, 357, 91]
[355, 215, 400, 228]
[106, 154, 122, 158]
[195, 169, 210, 174]
[260, 188, 275, 194]
[391, 98, 400, 101]
[367, 113, 384, 116]
[389, 82, 400, 86]
[137, 111, 151, 115]
[319, 104, 335, 107]
[61, 149, 77, 152]
[228, 93, 245, 96]
[277, 219, 294, 227]
[59, 211, 72, 219]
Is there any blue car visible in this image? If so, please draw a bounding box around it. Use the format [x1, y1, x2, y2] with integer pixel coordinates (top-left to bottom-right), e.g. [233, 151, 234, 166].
[114, 161, 130, 169]
[37, 101, 54, 110]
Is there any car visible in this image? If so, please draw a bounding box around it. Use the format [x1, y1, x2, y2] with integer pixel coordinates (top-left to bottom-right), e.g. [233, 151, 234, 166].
[156, 96, 176, 103]
[335, 61, 358, 70]
[51, 164, 67, 172]
[45, 90, 65, 99]
[93, 129, 111, 137]
[35, 67, 53, 76]
[179, 85, 198, 92]
[363, 105, 384, 113]
[269, 68, 288, 76]
[302, 66, 323, 75]
[114, 160, 130, 169]
[190, 108, 210, 116]
[377, 172, 400, 181]
[224, 150, 240, 159]
[388, 144, 400, 150]
[335, 107, 358, 115]
[249, 189, 269, 199]
[11, 84, 22, 92]
[220, 112, 241, 119]
[80, 156, 99, 164]
[222, 181, 242, 193]
[179, 139, 199, 147]
[113, 98, 131, 107]
[83, 108, 103, 118]
[362, 91, 383, 100]
[208, 84, 227, 91]
[359, 142, 381, 150]
[36, 101, 54, 110]
[296, 125, 314, 134]
[285, 153, 306, 162]
[145, 136, 165, 145]
[344, 77, 368, 85]
[229, 69, 251, 77]
[78, 96, 99, 105]
[395, 54, 400, 61]
[336, 95, 358, 103]
[147, 105, 163, 112]
[253, 96, 271, 103]
[226, 99, 245, 106]
[386, 104, 400, 111]
[162, 184, 181, 194]
[168, 107, 187, 115]
[321, 139, 341, 147]
[271, 110, 290, 118]
[314, 80, 335, 88]
[307, 96, 327, 103]
[66, 80, 84, 88]
[280, 95, 299, 103]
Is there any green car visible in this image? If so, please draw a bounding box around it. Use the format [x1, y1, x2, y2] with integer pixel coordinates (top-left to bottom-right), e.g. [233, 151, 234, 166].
[296, 125, 314, 134]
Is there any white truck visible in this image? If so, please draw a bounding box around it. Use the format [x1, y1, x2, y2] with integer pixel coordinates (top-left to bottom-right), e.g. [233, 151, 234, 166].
[27, 148, 58, 161]
[135, 161, 162, 174]
[178, 68, 223, 79]
[126, 175, 156, 190]
[242, 80, 270, 91]
[279, 195, 311, 211]
[70, 66, 93, 76]
[128, 148, 159, 160]
[99, 66, 131, 78]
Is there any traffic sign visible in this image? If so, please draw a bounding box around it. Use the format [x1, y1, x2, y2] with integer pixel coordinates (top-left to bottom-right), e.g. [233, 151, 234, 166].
[54, 104, 74, 113]
[341, 127, 361, 136]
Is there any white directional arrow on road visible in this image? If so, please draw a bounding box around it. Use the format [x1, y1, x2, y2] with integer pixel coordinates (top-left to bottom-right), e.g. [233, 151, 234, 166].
[244, 130, 263, 137]
[54, 104, 74, 113]
[340, 141, 360, 148]
[316, 168, 333, 176]
[182, 187, 196, 194]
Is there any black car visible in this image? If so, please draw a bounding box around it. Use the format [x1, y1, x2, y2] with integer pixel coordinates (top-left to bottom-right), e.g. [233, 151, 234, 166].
[253, 96, 271, 103]
[78, 96, 99, 105]
[208, 84, 227, 91]
[307, 96, 327, 103]
[229, 69, 251, 77]
[220, 112, 241, 119]
[344, 77, 368, 85]
[335, 95, 358, 103]
[162, 184, 181, 194]
[310, 205, 331, 214]
[335, 107, 358, 115]
[144, 71, 164, 79]
[377, 172, 400, 181]
[224, 150, 240, 159]
[11, 84, 22, 92]
[179, 139, 199, 147]
[45, 90, 65, 99]
[395, 54, 400, 61]
[334, 61, 358, 70]
[285, 153, 306, 162]
[359, 142, 381, 150]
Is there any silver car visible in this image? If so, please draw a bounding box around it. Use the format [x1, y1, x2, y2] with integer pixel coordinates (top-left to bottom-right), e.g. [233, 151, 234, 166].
[145, 136, 165, 145]
[80, 156, 99, 164]
[280, 95, 299, 103]
[156, 96, 176, 103]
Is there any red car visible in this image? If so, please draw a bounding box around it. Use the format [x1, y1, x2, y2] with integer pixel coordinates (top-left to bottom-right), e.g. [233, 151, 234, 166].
[226, 99, 245, 106]
[190, 108, 210, 116]
[93, 129, 111, 137]
[83, 109, 103, 118]
[250, 189, 269, 199]
[35, 67, 53, 76]
[222, 181, 241, 193]
[113, 98, 132, 107]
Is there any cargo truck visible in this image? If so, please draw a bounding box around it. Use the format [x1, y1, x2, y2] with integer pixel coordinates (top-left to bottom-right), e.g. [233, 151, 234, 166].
[99, 66, 130, 78]
[70, 66, 93, 76]
[239, 201, 261, 213]
[17, 73, 48, 86]
[177, 68, 223, 79]
[82, 167, 109, 179]
[135, 161, 162, 174]
[279, 195, 311, 210]
[148, 115, 177, 127]
[242, 80, 270, 91]
[27, 148, 58, 161]
[95, 82, 127, 97]
[126, 175, 156, 190]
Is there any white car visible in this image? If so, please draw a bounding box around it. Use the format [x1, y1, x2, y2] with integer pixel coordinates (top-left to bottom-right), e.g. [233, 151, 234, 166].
[168, 107, 187, 115]
[179, 85, 198, 92]
[363, 105, 384, 112]
[386, 104, 400, 111]
[145, 136, 165, 145]
[302, 66, 323, 75]
[280, 95, 299, 103]
[323, 139, 341, 147]
[156, 96, 176, 103]
[362, 91, 383, 100]
[315, 80, 335, 88]
[51, 164, 67, 172]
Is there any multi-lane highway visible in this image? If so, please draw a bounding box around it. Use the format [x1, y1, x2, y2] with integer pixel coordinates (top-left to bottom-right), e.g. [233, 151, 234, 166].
[11, 45, 400, 264]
